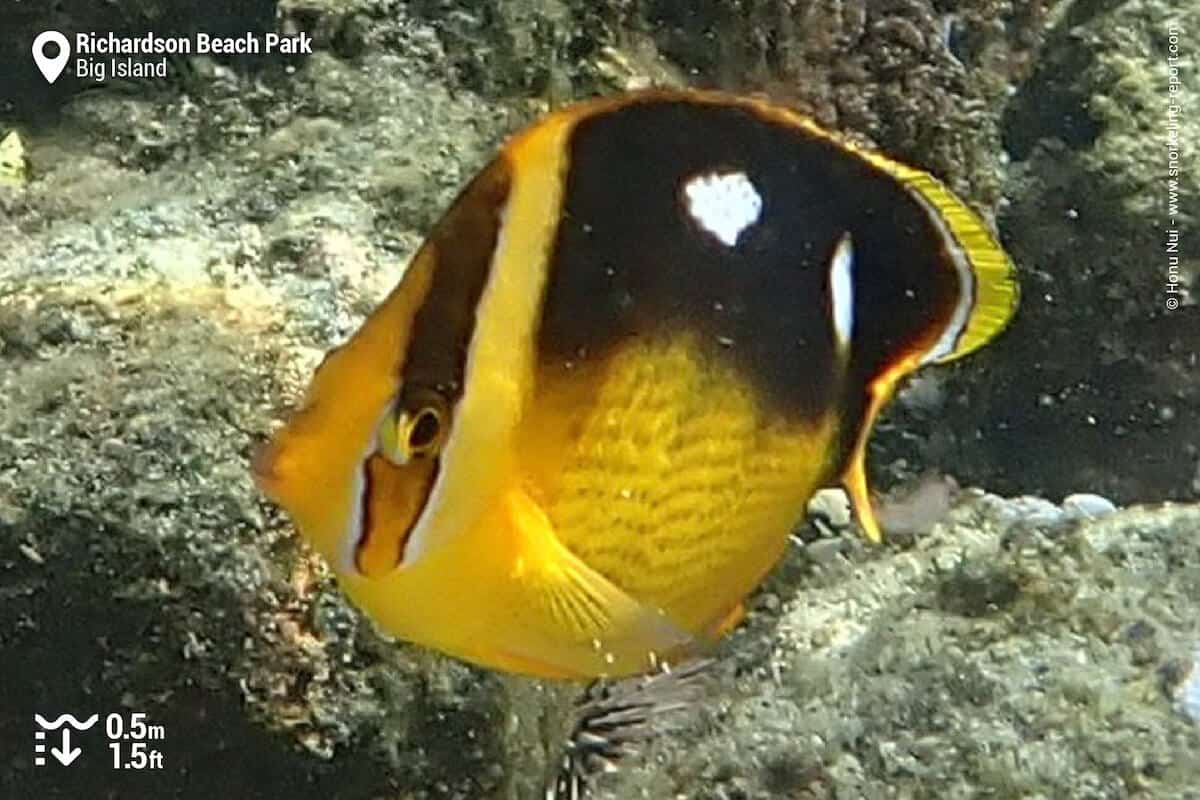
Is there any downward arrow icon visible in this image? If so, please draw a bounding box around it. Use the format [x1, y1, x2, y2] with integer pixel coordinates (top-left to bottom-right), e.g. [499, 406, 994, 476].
[51, 728, 81, 766]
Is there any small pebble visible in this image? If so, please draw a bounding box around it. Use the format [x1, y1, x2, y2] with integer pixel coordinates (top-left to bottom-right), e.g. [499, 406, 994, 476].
[804, 537, 849, 564]
[993, 495, 1064, 527]
[19, 543, 45, 564]
[877, 473, 959, 539]
[1062, 493, 1118, 519]
[1181, 646, 1200, 723]
[807, 488, 852, 529]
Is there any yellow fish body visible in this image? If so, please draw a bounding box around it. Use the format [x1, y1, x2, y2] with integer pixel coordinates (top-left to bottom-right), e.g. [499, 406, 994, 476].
[253, 90, 1018, 679]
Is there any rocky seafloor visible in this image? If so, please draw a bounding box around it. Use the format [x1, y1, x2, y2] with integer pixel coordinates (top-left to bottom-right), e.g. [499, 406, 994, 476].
[1, 1, 1197, 798]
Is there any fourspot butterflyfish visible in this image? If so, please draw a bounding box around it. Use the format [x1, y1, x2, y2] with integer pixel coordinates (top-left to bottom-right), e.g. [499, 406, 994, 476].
[253, 89, 1018, 680]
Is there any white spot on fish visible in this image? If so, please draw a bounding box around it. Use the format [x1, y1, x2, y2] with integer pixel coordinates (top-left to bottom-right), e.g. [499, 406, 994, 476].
[682, 170, 762, 247]
[829, 233, 855, 352]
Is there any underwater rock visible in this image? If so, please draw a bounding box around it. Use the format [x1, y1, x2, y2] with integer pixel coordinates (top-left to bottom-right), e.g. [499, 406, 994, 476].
[591, 499, 1200, 799]
[1062, 492, 1118, 520]
[410, 0, 1058, 209]
[806, 488, 853, 530]
[875, 473, 961, 541]
[933, 0, 1200, 505]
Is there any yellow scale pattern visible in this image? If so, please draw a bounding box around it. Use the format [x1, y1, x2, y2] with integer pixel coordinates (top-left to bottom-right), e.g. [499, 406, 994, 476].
[535, 333, 839, 636]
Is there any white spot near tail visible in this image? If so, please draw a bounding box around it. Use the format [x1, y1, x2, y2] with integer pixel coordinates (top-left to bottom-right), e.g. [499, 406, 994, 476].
[682, 170, 762, 247]
[829, 232, 855, 352]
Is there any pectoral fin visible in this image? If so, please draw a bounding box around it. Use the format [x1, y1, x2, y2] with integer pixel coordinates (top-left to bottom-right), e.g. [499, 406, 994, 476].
[495, 488, 700, 679]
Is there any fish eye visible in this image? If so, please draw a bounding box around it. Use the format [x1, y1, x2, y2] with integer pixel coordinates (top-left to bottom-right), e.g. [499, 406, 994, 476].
[406, 407, 443, 454]
[378, 391, 448, 465]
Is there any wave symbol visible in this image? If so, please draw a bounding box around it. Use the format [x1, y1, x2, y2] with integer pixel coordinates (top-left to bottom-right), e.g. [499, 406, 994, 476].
[34, 714, 99, 730]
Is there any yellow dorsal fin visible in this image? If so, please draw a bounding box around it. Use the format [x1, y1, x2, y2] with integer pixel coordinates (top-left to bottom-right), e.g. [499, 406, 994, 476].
[497, 488, 700, 678]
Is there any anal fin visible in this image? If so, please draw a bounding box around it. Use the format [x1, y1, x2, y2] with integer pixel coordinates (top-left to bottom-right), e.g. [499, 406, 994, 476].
[499, 488, 700, 679]
[843, 450, 883, 544]
[841, 368, 914, 545]
[704, 603, 746, 640]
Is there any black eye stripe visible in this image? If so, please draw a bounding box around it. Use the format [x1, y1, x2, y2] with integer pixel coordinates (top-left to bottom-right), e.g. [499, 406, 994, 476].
[353, 455, 441, 575]
[399, 160, 511, 412]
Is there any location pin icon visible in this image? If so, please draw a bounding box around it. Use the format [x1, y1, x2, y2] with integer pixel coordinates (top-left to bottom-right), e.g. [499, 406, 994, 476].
[32, 31, 71, 84]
